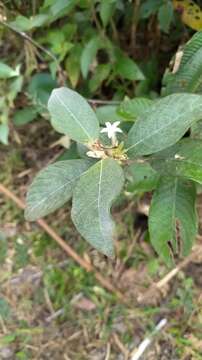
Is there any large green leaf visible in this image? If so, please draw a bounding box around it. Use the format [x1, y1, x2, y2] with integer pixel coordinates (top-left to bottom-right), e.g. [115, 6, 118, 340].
[126, 93, 202, 157]
[149, 177, 197, 265]
[48, 87, 99, 144]
[151, 139, 202, 184]
[71, 159, 124, 257]
[25, 159, 91, 221]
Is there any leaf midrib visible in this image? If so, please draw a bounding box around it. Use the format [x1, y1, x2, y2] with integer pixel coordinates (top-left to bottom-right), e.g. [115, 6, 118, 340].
[126, 102, 202, 153]
[55, 92, 92, 141]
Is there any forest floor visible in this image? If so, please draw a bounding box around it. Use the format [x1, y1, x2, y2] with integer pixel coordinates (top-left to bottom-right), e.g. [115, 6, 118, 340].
[0, 121, 202, 360]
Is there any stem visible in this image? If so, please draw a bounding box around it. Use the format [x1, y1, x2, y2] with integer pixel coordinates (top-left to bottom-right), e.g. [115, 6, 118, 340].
[130, 0, 140, 53]
[91, 2, 105, 37]
[88, 99, 121, 105]
[111, 134, 118, 147]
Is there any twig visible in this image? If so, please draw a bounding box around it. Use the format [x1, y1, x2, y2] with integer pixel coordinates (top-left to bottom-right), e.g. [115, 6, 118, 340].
[0, 315, 8, 334]
[130, 0, 140, 52]
[44, 288, 55, 315]
[0, 183, 125, 303]
[137, 245, 202, 303]
[156, 246, 201, 289]
[104, 343, 111, 360]
[88, 99, 121, 105]
[113, 333, 129, 359]
[0, 19, 65, 84]
[45, 308, 65, 323]
[0, 20, 57, 64]
[91, 2, 104, 36]
[130, 318, 167, 360]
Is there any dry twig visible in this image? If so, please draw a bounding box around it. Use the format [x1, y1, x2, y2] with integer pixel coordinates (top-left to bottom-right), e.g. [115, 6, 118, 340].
[137, 245, 202, 303]
[0, 183, 125, 303]
[130, 318, 167, 360]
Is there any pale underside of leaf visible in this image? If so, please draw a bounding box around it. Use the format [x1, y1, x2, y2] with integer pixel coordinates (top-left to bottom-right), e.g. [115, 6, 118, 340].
[48, 87, 99, 144]
[71, 158, 124, 257]
[25, 159, 92, 221]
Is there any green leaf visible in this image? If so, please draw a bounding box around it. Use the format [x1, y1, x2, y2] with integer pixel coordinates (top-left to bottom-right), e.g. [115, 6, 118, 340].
[100, 0, 116, 27]
[115, 49, 145, 81]
[0, 123, 9, 145]
[118, 97, 153, 120]
[180, 31, 202, 69]
[158, 2, 173, 34]
[50, 0, 77, 17]
[151, 139, 202, 185]
[81, 36, 102, 78]
[0, 231, 7, 265]
[71, 159, 124, 257]
[149, 177, 197, 265]
[139, 0, 162, 19]
[28, 73, 57, 107]
[96, 105, 123, 124]
[0, 334, 16, 345]
[126, 163, 159, 193]
[126, 93, 202, 157]
[10, 14, 49, 31]
[0, 62, 20, 79]
[65, 45, 82, 88]
[25, 159, 92, 221]
[89, 64, 111, 92]
[13, 107, 38, 126]
[164, 32, 202, 94]
[48, 87, 99, 144]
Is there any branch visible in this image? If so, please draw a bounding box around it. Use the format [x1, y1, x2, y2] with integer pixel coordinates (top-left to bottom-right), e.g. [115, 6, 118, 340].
[88, 99, 121, 105]
[0, 183, 125, 303]
[130, 318, 167, 360]
[137, 244, 202, 303]
[0, 19, 65, 84]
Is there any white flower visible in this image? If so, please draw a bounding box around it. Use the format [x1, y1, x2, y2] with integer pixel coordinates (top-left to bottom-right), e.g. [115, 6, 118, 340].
[100, 121, 123, 139]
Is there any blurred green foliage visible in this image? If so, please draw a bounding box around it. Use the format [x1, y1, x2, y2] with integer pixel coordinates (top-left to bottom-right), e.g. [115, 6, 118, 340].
[0, 0, 186, 144]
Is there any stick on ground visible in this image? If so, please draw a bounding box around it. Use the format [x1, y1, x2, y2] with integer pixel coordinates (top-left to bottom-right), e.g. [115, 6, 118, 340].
[0, 183, 125, 302]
